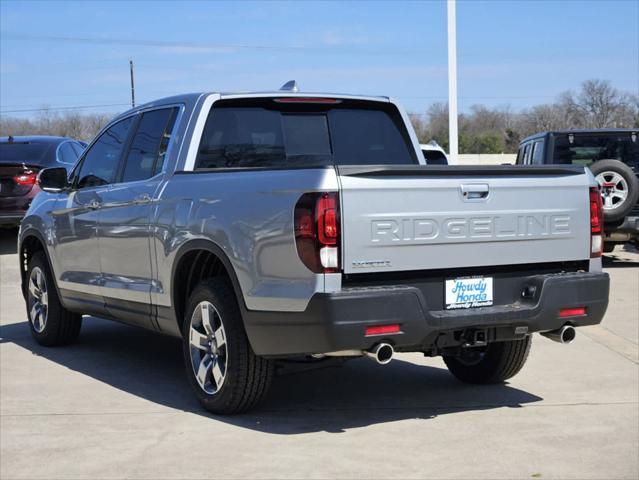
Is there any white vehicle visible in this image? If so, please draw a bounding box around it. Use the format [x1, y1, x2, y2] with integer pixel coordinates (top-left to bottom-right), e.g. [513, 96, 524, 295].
[420, 141, 448, 165]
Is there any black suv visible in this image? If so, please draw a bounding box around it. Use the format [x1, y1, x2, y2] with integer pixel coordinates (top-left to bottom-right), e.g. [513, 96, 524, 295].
[517, 129, 639, 251]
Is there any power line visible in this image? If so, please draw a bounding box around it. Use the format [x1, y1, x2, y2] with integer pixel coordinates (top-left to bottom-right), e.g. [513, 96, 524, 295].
[0, 103, 130, 114]
[1, 31, 417, 56]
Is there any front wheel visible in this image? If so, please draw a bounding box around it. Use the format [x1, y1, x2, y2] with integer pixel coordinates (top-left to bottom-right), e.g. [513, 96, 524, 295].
[25, 252, 82, 346]
[443, 336, 532, 384]
[182, 278, 273, 414]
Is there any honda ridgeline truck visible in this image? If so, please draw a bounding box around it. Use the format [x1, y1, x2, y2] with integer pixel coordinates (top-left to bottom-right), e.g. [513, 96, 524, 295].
[19, 84, 610, 414]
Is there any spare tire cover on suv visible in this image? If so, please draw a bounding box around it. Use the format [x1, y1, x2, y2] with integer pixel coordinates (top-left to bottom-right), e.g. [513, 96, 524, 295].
[590, 159, 639, 222]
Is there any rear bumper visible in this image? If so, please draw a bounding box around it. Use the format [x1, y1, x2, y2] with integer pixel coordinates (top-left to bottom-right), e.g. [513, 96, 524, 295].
[244, 271, 610, 356]
[0, 213, 24, 226]
[0, 195, 33, 226]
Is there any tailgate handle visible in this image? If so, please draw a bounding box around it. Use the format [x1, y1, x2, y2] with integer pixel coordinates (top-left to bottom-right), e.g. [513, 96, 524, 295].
[461, 184, 489, 201]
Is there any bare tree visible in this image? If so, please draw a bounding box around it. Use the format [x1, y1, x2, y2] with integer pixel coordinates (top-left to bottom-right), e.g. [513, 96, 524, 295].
[562, 79, 636, 128]
[0, 110, 112, 140]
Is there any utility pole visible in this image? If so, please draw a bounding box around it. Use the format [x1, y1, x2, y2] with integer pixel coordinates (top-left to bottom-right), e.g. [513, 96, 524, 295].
[447, 0, 458, 164]
[129, 59, 136, 108]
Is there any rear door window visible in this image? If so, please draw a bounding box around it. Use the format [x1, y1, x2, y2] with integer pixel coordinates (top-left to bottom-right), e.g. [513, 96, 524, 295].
[520, 143, 531, 164]
[195, 99, 417, 169]
[71, 142, 85, 156]
[531, 140, 545, 164]
[57, 142, 79, 165]
[120, 108, 178, 183]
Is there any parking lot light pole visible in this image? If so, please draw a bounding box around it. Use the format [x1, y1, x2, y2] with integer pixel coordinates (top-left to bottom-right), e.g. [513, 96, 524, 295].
[447, 0, 459, 164]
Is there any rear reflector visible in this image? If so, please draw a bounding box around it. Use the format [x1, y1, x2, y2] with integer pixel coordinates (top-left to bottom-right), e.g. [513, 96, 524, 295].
[559, 307, 586, 318]
[365, 324, 401, 336]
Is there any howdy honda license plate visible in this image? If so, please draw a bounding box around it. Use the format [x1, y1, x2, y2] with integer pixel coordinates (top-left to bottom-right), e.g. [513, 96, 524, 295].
[445, 276, 493, 310]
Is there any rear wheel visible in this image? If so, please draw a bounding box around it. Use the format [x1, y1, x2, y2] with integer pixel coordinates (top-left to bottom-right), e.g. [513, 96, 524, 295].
[26, 252, 82, 346]
[182, 278, 273, 414]
[443, 336, 532, 384]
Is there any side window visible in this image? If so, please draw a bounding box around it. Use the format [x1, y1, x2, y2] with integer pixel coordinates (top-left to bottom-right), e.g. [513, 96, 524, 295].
[120, 108, 178, 183]
[531, 140, 545, 165]
[71, 142, 85, 156]
[522, 143, 532, 164]
[57, 142, 79, 165]
[76, 117, 134, 189]
[515, 146, 524, 164]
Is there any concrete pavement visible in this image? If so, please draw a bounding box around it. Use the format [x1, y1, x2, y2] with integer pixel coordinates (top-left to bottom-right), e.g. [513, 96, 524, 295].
[1, 228, 637, 479]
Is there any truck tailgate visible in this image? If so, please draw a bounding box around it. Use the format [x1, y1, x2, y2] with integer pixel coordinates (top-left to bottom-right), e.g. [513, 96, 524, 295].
[338, 165, 592, 274]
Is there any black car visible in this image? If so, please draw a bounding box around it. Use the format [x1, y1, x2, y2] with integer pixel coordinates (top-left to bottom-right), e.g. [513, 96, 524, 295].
[516, 129, 639, 251]
[0, 136, 85, 226]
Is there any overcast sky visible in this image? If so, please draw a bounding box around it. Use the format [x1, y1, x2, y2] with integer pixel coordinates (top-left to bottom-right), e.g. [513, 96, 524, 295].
[1, 0, 637, 118]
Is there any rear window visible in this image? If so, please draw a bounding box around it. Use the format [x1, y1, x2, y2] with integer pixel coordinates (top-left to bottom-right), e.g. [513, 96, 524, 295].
[552, 133, 639, 170]
[0, 142, 54, 166]
[194, 99, 417, 169]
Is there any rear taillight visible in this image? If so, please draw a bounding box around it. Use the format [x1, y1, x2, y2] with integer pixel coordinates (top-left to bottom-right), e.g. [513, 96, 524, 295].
[589, 187, 603, 258]
[13, 171, 37, 186]
[294, 192, 340, 273]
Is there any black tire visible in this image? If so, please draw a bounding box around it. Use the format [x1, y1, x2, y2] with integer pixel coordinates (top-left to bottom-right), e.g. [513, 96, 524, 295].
[603, 242, 616, 253]
[443, 336, 532, 384]
[590, 159, 639, 222]
[181, 278, 273, 414]
[25, 252, 82, 346]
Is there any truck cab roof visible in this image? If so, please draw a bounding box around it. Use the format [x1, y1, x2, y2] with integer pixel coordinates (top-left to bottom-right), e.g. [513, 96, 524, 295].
[521, 128, 638, 144]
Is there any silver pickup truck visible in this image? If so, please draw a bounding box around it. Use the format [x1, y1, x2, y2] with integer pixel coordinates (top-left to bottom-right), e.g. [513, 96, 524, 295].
[19, 84, 610, 414]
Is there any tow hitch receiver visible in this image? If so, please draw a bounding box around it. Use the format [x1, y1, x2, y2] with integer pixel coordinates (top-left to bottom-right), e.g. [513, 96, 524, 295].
[462, 329, 488, 348]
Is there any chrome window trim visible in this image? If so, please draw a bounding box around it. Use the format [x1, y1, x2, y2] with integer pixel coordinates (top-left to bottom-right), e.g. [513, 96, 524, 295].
[183, 94, 221, 171]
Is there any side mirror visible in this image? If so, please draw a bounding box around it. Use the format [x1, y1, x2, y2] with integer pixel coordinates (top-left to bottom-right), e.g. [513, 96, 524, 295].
[37, 167, 69, 192]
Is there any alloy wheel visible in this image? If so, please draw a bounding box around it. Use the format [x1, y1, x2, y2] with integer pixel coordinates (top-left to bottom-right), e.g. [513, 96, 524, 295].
[596, 171, 629, 211]
[189, 301, 228, 395]
[27, 266, 48, 333]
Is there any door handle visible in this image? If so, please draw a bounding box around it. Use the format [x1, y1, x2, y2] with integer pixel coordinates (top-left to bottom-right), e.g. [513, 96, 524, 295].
[88, 199, 101, 210]
[460, 184, 489, 201]
[134, 193, 152, 205]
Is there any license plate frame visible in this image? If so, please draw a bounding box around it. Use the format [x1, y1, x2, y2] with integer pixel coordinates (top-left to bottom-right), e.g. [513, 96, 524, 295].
[445, 276, 493, 310]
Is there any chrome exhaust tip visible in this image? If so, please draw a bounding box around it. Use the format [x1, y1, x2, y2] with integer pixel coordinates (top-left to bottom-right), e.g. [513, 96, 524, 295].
[541, 325, 576, 344]
[365, 343, 394, 365]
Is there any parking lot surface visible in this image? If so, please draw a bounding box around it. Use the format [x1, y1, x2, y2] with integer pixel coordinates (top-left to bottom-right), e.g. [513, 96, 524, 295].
[1, 228, 637, 480]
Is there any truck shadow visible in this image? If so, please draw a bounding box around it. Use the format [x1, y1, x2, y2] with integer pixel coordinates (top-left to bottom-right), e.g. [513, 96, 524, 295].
[0, 228, 19, 255]
[602, 246, 639, 268]
[0, 318, 543, 434]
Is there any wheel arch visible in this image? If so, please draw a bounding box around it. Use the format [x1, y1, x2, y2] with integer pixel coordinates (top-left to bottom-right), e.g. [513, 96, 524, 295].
[19, 229, 54, 300]
[171, 239, 247, 335]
